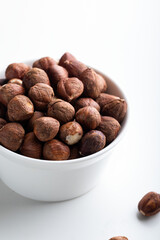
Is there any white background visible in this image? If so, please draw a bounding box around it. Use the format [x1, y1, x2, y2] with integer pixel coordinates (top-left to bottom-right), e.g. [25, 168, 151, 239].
[0, 0, 160, 239]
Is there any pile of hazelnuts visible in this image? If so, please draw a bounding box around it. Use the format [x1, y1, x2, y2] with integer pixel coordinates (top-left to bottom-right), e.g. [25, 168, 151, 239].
[0, 53, 127, 160]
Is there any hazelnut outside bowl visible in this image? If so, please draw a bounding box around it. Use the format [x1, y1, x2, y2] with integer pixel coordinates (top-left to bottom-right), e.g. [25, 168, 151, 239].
[0, 60, 129, 202]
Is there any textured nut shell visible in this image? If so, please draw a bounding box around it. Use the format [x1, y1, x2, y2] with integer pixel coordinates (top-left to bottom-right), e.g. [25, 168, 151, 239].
[109, 237, 128, 240]
[97, 116, 121, 144]
[69, 145, 81, 159]
[47, 100, 75, 123]
[59, 121, 83, 145]
[27, 111, 44, 131]
[96, 93, 120, 108]
[63, 60, 87, 78]
[8, 95, 34, 121]
[48, 65, 68, 86]
[8, 78, 23, 86]
[33, 57, 57, 72]
[20, 132, 42, 159]
[57, 77, 84, 102]
[23, 68, 50, 90]
[80, 68, 101, 98]
[138, 192, 160, 216]
[28, 83, 54, 111]
[34, 117, 60, 142]
[59, 52, 77, 67]
[5, 63, 30, 80]
[0, 83, 25, 106]
[0, 122, 25, 151]
[76, 106, 101, 130]
[75, 98, 100, 112]
[97, 74, 107, 93]
[0, 118, 7, 129]
[43, 139, 70, 160]
[79, 130, 106, 156]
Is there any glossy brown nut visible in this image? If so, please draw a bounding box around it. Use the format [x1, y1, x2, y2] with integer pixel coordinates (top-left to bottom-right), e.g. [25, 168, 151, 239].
[96, 93, 120, 108]
[109, 237, 128, 240]
[76, 106, 101, 130]
[69, 145, 81, 159]
[47, 99, 75, 123]
[57, 77, 84, 102]
[28, 83, 54, 111]
[59, 52, 77, 67]
[59, 121, 83, 145]
[80, 68, 101, 98]
[20, 132, 42, 159]
[97, 116, 121, 144]
[74, 97, 100, 112]
[63, 59, 87, 78]
[0, 118, 7, 129]
[97, 73, 107, 93]
[33, 57, 57, 72]
[8, 95, 34, 121]
[5, 63, 30, 80]
[43, 139, 70, 160]
[34, 117, 60, 142]
[48, 65, 68, 87]
[0, 83, 25, 106]
[23, 68, 50, 90]
[27, 111, 44, 131]
[0, 122, 25, 151]
[8, 78, 23, 86]
[79, 130, 106, 156]
[138, 192, 160, 216]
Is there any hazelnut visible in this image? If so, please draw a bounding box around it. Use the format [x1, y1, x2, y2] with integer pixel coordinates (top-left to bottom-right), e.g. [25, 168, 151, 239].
[0, 122, 25, 151]
[8, 95, 34, 121]
[138, 192, 160, 216]
[96, 93, 119, 108]
[8, 78, 23, 86]
[0, 83, 25, 106]
[76, 106, 101, 130]
[28, 83, 54, 111]
[0, 118, 7, 129]
[34, 117, 60, 142]
[20, 132, 42, 159]
[69, 145, 81, 159]
[48, 65, 68, 87]
[33, 57, 57, 72]
[109, 237, 128, 240]
[97, 116, 121, 144]
[59, 121, 83, 145]
[74, 97, 100, 112]
[57, 77, 84, 102]
[0, 103, 6, 118]
[79, 130, 106, 156]
[23, 68, 50, 90]
[80, 68, 101, 98]
[47, 99, 75, 123]
[27, 111, 44, 131]
[59, 52, 77, 67]
[62, 59, 87, 78]
[5, 63, 30, 80]
[43, 139, 70, 160]
[0, 78, 8, 85]
[97, 73, 107, 93]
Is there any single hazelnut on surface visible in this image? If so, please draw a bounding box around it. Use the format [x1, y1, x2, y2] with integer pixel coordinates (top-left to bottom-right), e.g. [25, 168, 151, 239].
[109, 237, 128, 240]
[43, 139, 70, 160]
[28, 83, 54, 111]
[20, 132, 42, 159]
[97, 116, 121, 144]
[8, 95, 34, 121]
[69, 145, 81, 159]
[0, 103, 6, 118]
[34, 117, 60, 142]
[0, 118, 7, 129]
[138, 192, 160, 216]
[5, 63, 30, 80]
[97, 73, 107, 93]
[96, 93, 120, 108]
[74, 97, 100, 112]
[48, 65, 68, 87]
[47, 99, 75, 123]
[76, 106, 101, 130]
[80, 68, 101, 99]
[33, 57, 57, 72]
[23, 68, 50, 90]
[59, 52, 77, 67]
[59, 121, 83, 145]
[27, 111, 44, 131]
[0, 122, 25, 151]
[79, 130, 106, 156]
[57, 77, 84, 102]
[62, 59, 87, 78]
[0, 83, 25, 106]
[8, 78, 23, 86]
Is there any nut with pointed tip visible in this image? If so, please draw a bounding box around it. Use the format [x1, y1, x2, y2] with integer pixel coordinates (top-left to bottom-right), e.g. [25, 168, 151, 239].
[97, 73, 107, 93]
[5, 63, 30, 80]
[138, 192, 160, 216]
[59, 52, 77, 67]
[27, 111, 44, 131]
[96, 93, 120, 108]
[0, 118, 7, 129]
[74, 97, 100, 112]
[8, 78, 23, 86]
[63, 59, 87, 78]
[0, 122, 25, 151]
[48, 65, 68, 87]
[109, 237, 128, 240]
[33, 57, 57, 72]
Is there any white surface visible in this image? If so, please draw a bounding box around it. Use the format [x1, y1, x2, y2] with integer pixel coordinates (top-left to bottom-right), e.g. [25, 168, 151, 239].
[0, 0, 160, 239]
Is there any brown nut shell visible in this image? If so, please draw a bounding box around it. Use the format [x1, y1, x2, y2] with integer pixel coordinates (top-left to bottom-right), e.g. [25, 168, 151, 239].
[59, 52, 77, 67]
[43, 139, 70, 160]
[74, 98, 100, 112]
[5, 63, 30, 80]
[76, 106, 101, 130]
[138, 192, 160, 216]
[8, 95, 34, 121]
[109, 237, 128, 240]
[0, 118, 7, 129]
[20, 132, 42, 159]
[57, 77, 84, 102]
[34, 117, 60, 142]
[59, 121, 83, 145]
[48, 65, 68, 87]
[28, 83, 54, 111]
[96, 93, 120, 108]
[33, 57, 57, 72]
[8, 78, 23, 86]
[63, 60, 87, 78]
[97, 74, 107, 93]
[27, 111, 44, 131]
[79, 130, 106, 156]
[0, 122, 25, 151]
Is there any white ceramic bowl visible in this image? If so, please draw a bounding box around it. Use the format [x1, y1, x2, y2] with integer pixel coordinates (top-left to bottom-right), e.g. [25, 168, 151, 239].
[0, 61, 128, 201]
